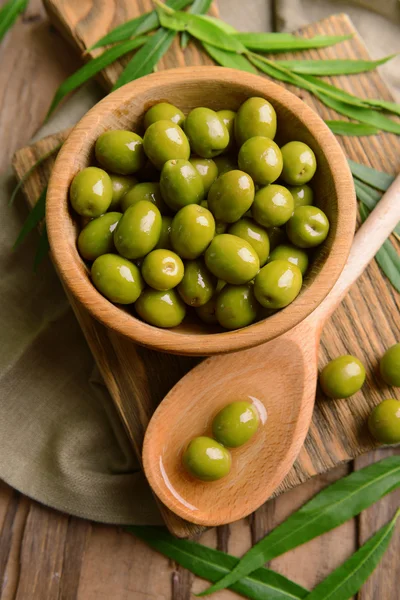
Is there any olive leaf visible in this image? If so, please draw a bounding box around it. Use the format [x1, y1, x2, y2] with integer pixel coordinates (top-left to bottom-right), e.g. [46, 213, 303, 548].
[276, 55, 396, 76]
[33, 225, 50, 271]
[348, 159, 395, 192]
[200, 15, 237, 34]
[326, 121, 380, 136]
[202, 42, 257, 73]
[234, 32, 352, 52]
[181, 0, 213, 49]
[13, 187, 47, 250]
[198, 456, 400, 596]
[0, 0, 28, 42]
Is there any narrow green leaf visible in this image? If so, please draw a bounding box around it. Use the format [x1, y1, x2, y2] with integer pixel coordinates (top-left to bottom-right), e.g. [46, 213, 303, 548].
[0, 0, 28, 42]
[276, 55, 396, 76]
[112, 28, 176, 91]
[202, 42, 257, 73]
[199, 456, 400, 596]
[364, 99, 400, 117]
[88, 0, 192, 50]
[326, 120, 380, 137]
[200, 15, 237, 34]
[129, 526, 309, 600]
[33, 225, 50, 271]
[181, 0, 212, 49]
[46, 37, 147, 118]
[235, 32, 352, 52]
[300, 74, 370, 108]
[13, 187, 47, 250]
[348, 159, 395, 192]
[354, 180, 382, 209]
[307, 509, 400, 600]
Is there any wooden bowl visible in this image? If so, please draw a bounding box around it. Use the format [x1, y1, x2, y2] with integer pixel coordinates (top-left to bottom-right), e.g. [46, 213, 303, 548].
[47, 67, 356, 356]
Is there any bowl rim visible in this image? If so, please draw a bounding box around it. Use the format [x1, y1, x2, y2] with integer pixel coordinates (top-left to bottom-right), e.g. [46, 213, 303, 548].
[47, 66, 356, 356]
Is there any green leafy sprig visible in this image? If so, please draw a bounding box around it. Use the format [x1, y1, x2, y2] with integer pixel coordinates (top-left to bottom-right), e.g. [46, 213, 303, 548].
[0, 0, 28, 42]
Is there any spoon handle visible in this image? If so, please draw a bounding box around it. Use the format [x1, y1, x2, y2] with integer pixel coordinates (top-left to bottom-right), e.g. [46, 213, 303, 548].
[312, 173, 400, 327]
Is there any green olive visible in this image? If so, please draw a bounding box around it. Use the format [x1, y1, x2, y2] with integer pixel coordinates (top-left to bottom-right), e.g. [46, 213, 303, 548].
[368, 399, 400, 444]
[78, 212, 122, 261]
[109, 174, 137, 209]
[70, 167, 113, 217]
[286, 206, 330, 248]
[319, 355, 366, 399]
[235, 97, 277, 146]
[184, 107, 229, 158]
[238, 136, 283, 186]
[91, 253, 143, 304]
[228, 218, 270, 266]
[214, 154, 238, 176]
[268, 243, 309, 275]
[267, 226, 287, 251]
[183, 436, 231, 481]
[189, 157, 218, 194]
[141, 249, 184, 290]
[95, 130, 145, 174]
[160, 159, 204, 211]
[288, 184, 314, 208]
[212, 401, 260, 447]
[254, 259, 302, 309]
[380, 344, 400, 387]
[216, 284, 258, 330]
[120, 182, 168, 214]
[114, 200, 161, 259]
[205, 234, 260, 284]
[195, 297, 219, 325]
[143, 120, 190, 169]
[170, 204, 215, 259]
[143, 102, 185, 129]
[208, 170, 255, 223]
[280, 141, 317, 185]
[252, 184, 294, 228]
[154, 216, 173, 250]
[178, 259, 216, 307]
[135, 288, 186, 328]
[215, 222, 228, 235]
[217, 109, 236, 152]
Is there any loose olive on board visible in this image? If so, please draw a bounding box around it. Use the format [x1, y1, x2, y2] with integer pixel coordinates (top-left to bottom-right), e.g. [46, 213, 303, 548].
[143, 102, 185, 129]
[170, 204, 215, 259]
[154, 215, 173, 250]
[380, 343, 400, 387]
[205, 234, 260, 285]
[212, 401, 260, 447]
[368, 399, 400, 444]
[143, 120, 190, 169]
[141, 249, 184, 291]
[70, 167, 113, 217]
[234, 97, 277, 146]
[286, 206, 330, 248]
[268, 243, 309, 275]
[319, 355, 366, 399]
[189, 157, 218, 194]
[120, 182, 167, 214]
[78, 212, 122, 261]
[160, 159, 204, 211]
[135, 288, 186, 328]
[91, 253, 144, 304]
[238, 136, 283, 186]
[184, 107, 230, 158]
[183, 436, 232, 481]
[280, 141, 317, 185]
[114, 200, 161, 259]
[109, 174, 137, 209]
[95, 130, 145, 175]
[217, 109, 236, 152]
[288, 184, 314, 208]
[228, 218, 270, 266]
[208, 170, 255, 223]
[177, 259, 216, 307]
[254, 260, 302, 309]
[216, 284, 258, 330]
[252, 184, 294, 228]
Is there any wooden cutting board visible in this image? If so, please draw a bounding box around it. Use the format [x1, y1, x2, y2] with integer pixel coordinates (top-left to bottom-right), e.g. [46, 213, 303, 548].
[12, 2, 400, 538]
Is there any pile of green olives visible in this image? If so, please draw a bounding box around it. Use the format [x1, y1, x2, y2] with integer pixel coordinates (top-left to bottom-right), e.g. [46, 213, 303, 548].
[70, 98, 331, 331]
[183, 401, 260, 481]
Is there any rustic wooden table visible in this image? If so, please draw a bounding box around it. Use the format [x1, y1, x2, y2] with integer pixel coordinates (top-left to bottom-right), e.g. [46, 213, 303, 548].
[0, 1, 399, 598]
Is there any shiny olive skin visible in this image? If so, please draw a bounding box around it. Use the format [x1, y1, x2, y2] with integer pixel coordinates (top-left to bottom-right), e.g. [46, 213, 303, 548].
[319, 355, 366, 399]
[78, 212, 122, 261]
[91, 253, 143, 304]
[280, 141, 317, 185]
[154, 216, 173, 250]
[183, 436, 231, 481]
[170, 204, 215, 259]
[368, 399, 400, 444]
[215, 221, 228, 235]
[114, 200, 161, 259]
[177, 259, 216, 307]
[254, 259, 302, 309]
[143, 120, 190, 169]
[143, 102, 185, 129]
[184, 107, 229, 158]
[135, 288, 186, 328]
[208, 170, 255, 223]
[228, 218, 270, 266]
[70, 167, 113, 217]
[160, 159, 204, 211]
[214, 154, 238, 176]
[235, 97, 277, 146]
[238, 136, 283, 186]
[212, 401, 260, 447]
[286, 206, 330, 248]
[109, 174, 137, 209]
[189, 157, 218, 194]
[380, 343, 400, 387]
[195, 297, 219, 325]
[268, 243, 309, 275]
[95, 130, 145, 175]
[120, 182, 167, 214]
[267, 226, 287, 251]
[205, 234, 260, 285]
[217, 109, 236, 152]
[141, 249, 184, 290]
[252, 184, 294, 228]
[288, 184, 314, 208]
[216, 284, 258, 330]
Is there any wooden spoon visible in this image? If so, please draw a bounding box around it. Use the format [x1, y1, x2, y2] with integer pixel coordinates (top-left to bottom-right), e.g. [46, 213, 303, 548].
[143, 175, 400, 527]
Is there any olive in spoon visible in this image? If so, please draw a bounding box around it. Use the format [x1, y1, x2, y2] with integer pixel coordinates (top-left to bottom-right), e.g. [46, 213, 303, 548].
[143, 176, 400, 527]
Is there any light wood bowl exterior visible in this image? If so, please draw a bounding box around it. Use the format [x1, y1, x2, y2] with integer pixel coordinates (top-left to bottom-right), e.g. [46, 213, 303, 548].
[47, 66, 356, 356]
